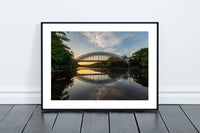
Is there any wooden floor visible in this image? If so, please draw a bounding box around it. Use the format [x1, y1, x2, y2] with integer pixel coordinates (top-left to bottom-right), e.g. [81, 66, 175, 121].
[0, 105, 200, 133]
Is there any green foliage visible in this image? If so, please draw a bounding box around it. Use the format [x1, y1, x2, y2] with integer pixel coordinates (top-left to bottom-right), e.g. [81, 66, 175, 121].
[129, 48, 148, 68]
[89, 62, 110, 67]
[121, 55, 128, 60]
[51, 32, 74, 71]
[107, 56, 128, 67]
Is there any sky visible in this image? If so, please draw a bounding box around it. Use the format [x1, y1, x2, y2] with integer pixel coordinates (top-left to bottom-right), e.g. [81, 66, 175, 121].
[64, 32, 148, 58]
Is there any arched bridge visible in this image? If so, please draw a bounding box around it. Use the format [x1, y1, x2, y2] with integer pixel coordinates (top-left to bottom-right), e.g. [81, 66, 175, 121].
[75, 74, 120, 84]
[75, 51, 129, 64]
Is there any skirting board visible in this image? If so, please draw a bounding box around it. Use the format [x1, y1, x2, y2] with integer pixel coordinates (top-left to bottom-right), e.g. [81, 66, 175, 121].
[0, 92, 200, 104]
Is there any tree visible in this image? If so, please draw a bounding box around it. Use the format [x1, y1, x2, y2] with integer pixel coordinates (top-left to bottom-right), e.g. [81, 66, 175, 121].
[129, 48, 148, 68]
[107, 56, 119, 61]
[121, 55, 128, 60]
[107, 56, 128, 67]
[51, 32, 74, 71]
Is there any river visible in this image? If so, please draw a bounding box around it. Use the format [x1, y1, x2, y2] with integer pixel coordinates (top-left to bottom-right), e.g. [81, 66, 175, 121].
[51, 67, 148, 100]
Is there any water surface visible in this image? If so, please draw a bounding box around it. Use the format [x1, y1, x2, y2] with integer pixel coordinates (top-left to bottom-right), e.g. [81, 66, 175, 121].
[51, 67, 148, 100]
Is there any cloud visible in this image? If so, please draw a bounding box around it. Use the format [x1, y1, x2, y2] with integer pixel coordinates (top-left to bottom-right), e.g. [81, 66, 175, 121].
[130, 50, 135, 56]
[82, 32, 134, 48]
[104, 48, 115, 53]
[104, 48, 121, 55]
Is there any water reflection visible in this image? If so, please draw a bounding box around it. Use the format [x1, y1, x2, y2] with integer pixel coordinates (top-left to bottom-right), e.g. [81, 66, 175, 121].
[51, 67, 148, 100]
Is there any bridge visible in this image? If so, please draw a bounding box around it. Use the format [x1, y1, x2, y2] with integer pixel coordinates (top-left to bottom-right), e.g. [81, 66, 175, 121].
[75, 51, 129, 64]
[75, 74, 120, 84]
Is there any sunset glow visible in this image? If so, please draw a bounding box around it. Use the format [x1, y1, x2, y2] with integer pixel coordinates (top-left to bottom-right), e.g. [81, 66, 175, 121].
[77, 68, 101, 74]
[78, 62, 96, 65]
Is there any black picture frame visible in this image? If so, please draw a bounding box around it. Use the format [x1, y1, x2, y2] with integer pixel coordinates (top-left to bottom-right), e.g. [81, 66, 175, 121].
[41, 22, 159, 111]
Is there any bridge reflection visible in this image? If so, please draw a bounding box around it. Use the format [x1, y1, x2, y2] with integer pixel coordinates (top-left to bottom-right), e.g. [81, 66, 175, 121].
[75, 67, 125, 84]
[76, 74, 120, 84]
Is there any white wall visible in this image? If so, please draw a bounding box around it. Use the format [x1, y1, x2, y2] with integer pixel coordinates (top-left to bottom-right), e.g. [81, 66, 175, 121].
[0, 0, 200, 104]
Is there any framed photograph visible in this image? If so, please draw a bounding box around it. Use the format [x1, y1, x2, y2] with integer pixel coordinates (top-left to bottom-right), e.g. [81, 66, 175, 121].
[41, 22, 158, 110]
